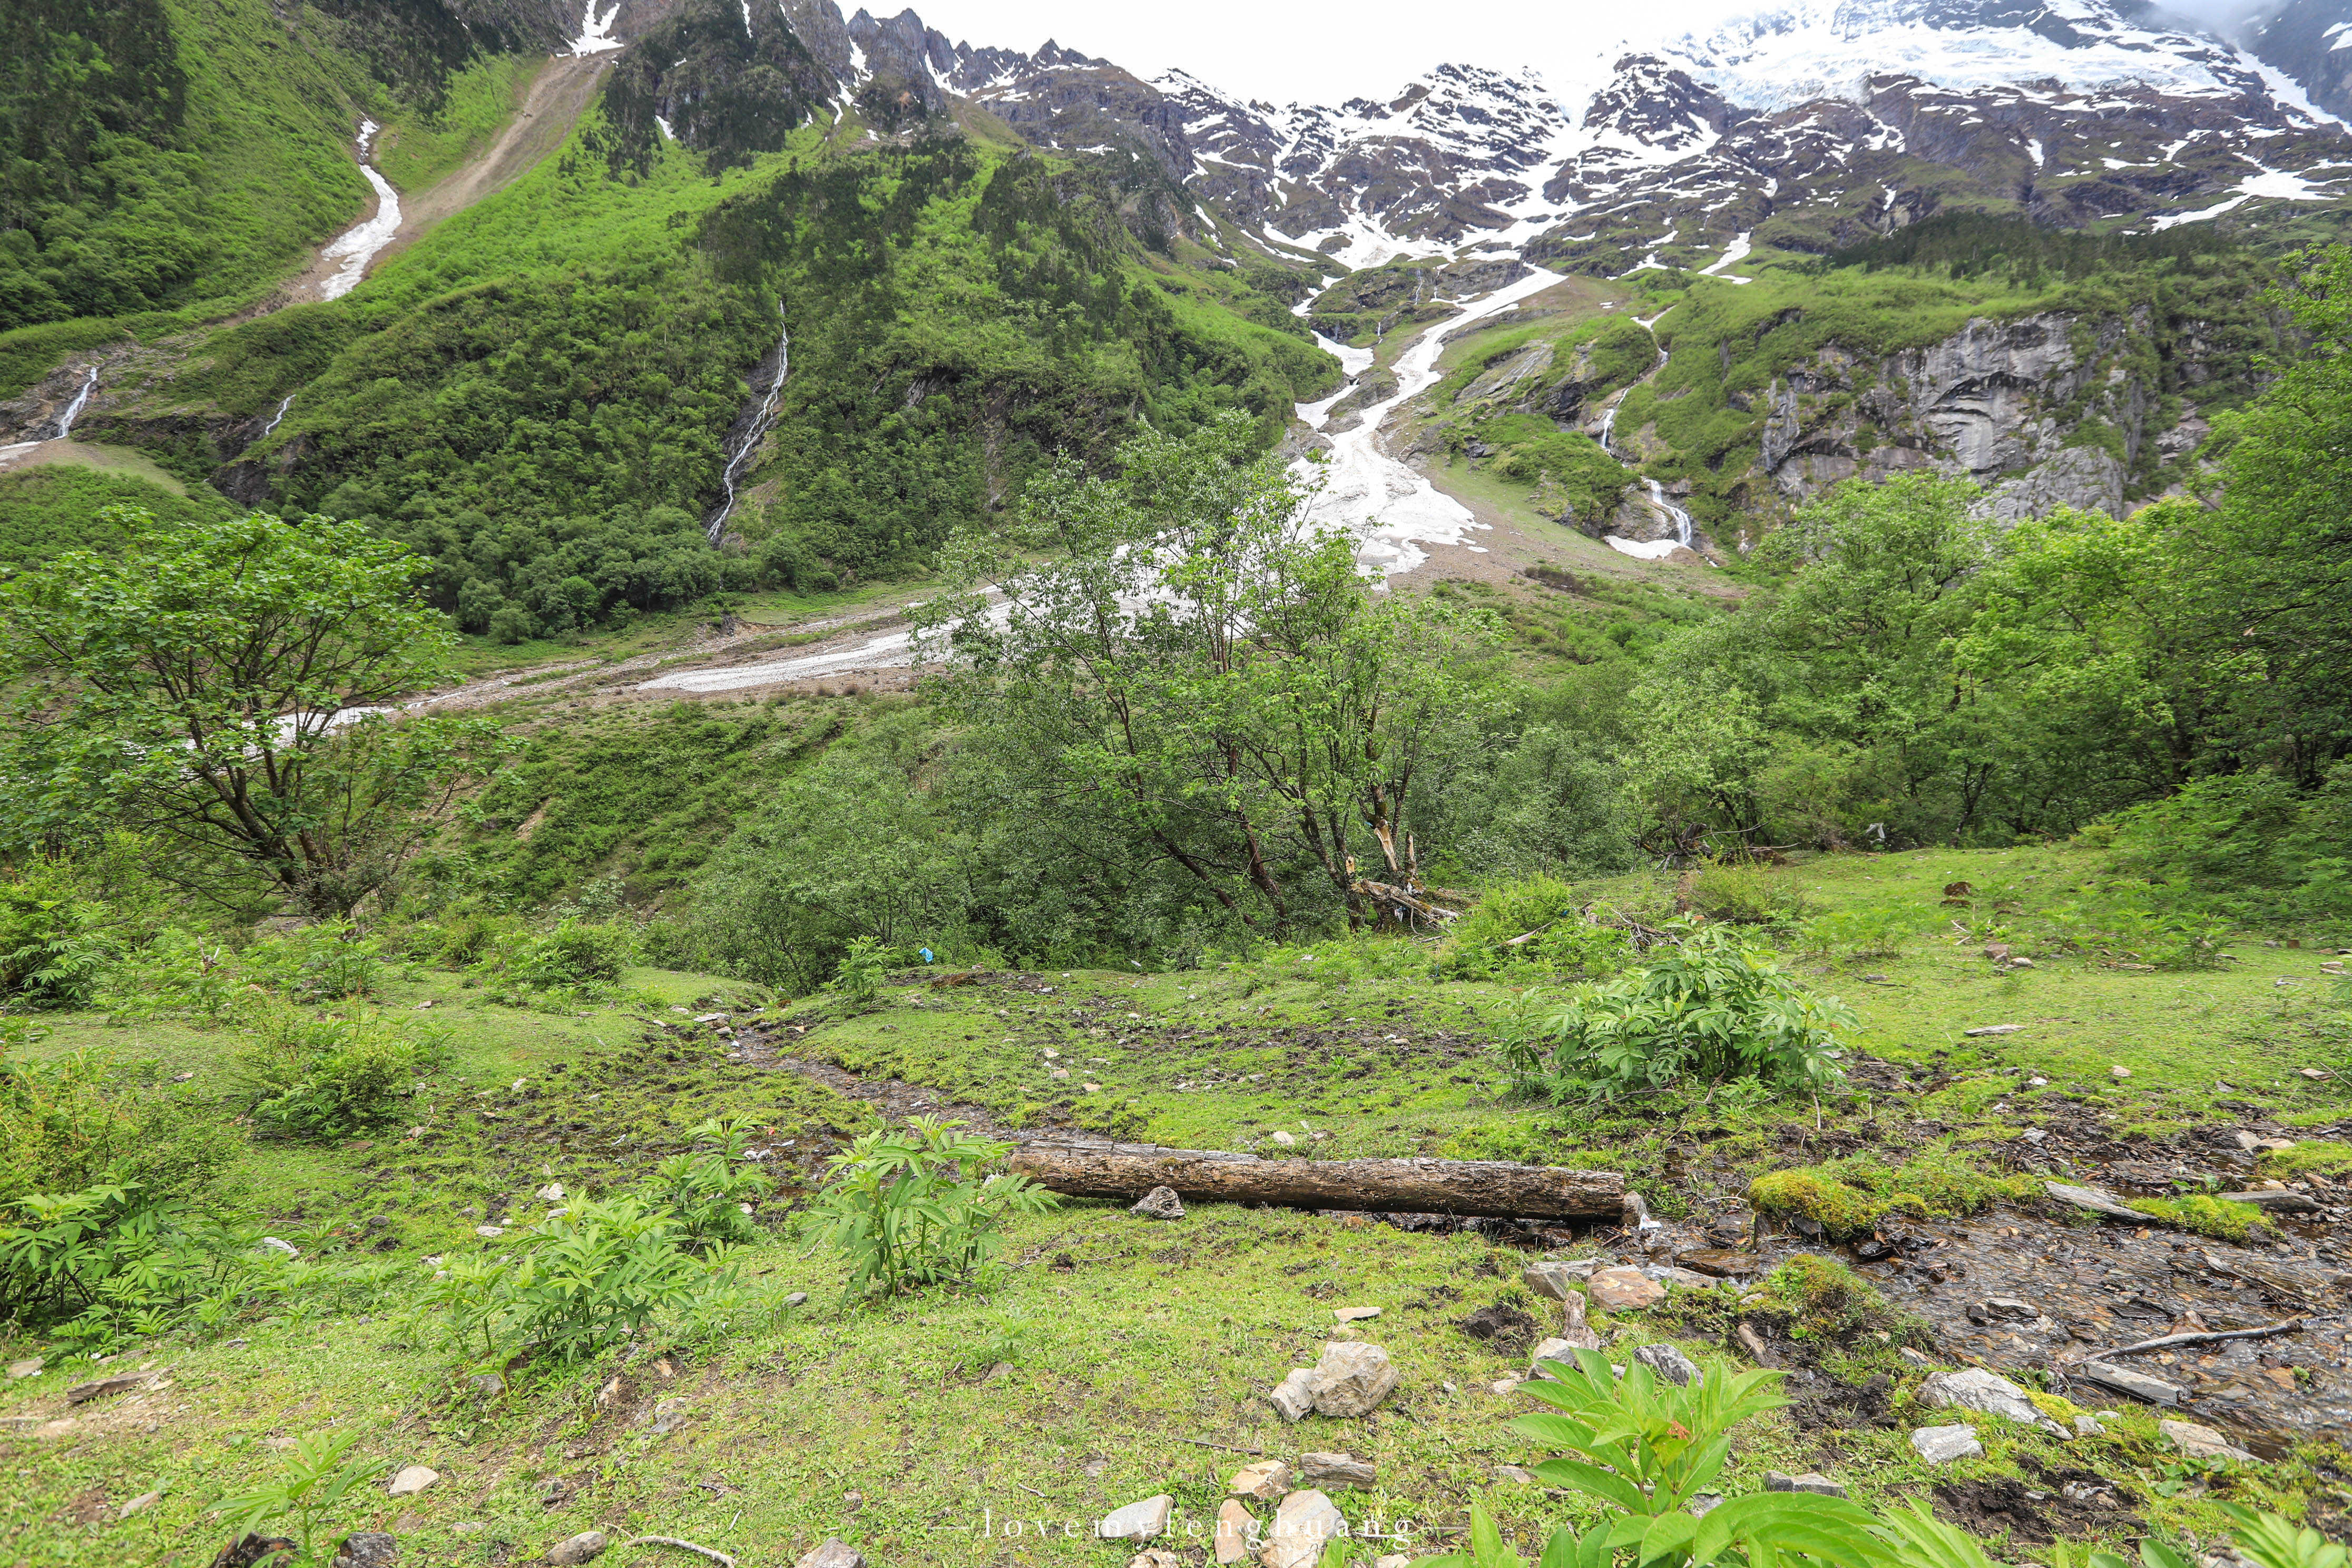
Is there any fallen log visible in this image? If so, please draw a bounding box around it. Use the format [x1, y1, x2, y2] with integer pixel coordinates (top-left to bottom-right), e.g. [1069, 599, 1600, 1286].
[1007, 1139, 1625, 1219]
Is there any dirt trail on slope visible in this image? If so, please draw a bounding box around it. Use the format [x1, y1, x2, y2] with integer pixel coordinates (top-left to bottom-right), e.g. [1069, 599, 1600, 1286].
[380, 53, 614, 262]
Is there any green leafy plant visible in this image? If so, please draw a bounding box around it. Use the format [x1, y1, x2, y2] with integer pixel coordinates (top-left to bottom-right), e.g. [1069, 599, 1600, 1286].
[0, 1182, 271, 1346]
[833, 935, 891, 1006]
[1421, 1346, 1892, 1568]
[651, 1115, 773, 1247]
[208, 1428, 378, 1563]
[1511, 924, 1857, 1101]
[1796, 904, 1919, 960]
[240, 920, 388, 1001]
[802, 1116, 1057, 1297]
[96, 926, 238, 1024]
[479, 1197, 740, 1363]
[478, 919, 635, 993]
[0, 873, 116, 1007]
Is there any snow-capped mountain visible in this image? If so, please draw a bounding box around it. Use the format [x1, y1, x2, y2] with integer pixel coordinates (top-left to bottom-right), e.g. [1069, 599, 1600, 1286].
[628, 0, 2350, 272]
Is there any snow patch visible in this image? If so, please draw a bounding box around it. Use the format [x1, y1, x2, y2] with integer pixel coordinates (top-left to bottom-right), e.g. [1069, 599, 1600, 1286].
[569, 0, 623, 55]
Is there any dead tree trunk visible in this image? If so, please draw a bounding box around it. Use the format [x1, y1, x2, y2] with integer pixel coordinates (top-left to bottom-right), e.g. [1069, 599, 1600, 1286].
[1007, 1140, 1625, 1219]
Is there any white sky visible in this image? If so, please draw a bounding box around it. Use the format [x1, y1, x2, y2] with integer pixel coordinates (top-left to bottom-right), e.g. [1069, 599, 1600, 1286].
[890, 0, 2279, 106]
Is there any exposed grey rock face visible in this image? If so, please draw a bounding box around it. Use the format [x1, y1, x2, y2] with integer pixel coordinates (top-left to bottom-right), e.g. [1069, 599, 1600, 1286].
[1910, 1424, 1984, 1463]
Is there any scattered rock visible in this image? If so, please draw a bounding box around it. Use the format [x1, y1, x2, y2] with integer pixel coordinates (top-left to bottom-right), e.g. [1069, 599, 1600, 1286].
[329, 1533, 399, 1568]
[1910, 1425, 1984, 1464]
[799, 1533, 865, 1568]
[1300, 1452, 1376, 1488]
[2043, 1181, 2145, 1223]
[1230, 1459, 1292, 1502]
[646, 1399, 689, 1436]
[1673, 1249, 1755, 1277]
[1686, 1495, 1723, 1518]
[473, 1226, 503, 1239]
[1765, 1472, 1847, 1498]
[1489, 1378, 1518, 1396]
[1332, 1307, 1380, 1322]
[2073, 1414, 2108, 1437]
[1586, 1267, 1665, 1312]
[1981, 1298, 2036, 1321]
[2159, 1419, 2257, 1463]
[785, 1292, 808, 1307]
[120, 1491, 162, 1518]
[1214, 1500, 1258, 1566]
[1647, 1266, 1717, 1290]
[1522, 1262, 1585, 1302]
[1374, 1556, 1410, 1568]
[1633, 1344, 1703, 1388]
[212, 1536, 300, 1567]
[7, 1357, 41, 1379]
[1270, 1131, 1297, 1148]
[1129, 1552, 1183, 1568]
[1099, 1496, 1174, 1541]
[1919, 1368, 2044, 1428]
[386, 1466, 439, 1498]
[1130, 1185, 1185, 1221]
[2110, 1065, 2132, 1080]
[1269, 1368, 1318, 1423]
[545, 1532, 610, 1566]
[2074, 1362, 2184, 1406]
[65, 1371, 155, 1405]
[1261, 1489, 1345, 1568]
[1964, 1025, 2025, 1037]
[1734, 1324, 1778, 1366]
[468, 1374, 504, 1398]
[2217, 1190, 2321, 1212]
[536, 1182, 565, 1202]
[1492, 1465, 1537, 1484]
[1309, 1341, 1398, 1417]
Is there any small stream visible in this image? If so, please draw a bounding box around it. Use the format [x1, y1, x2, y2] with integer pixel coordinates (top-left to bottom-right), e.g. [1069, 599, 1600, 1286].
[319, 120, 401, 302]
[1594, 309, 1701, 561]
[50, 365, 99, 440]
[707, 303, 790, 543]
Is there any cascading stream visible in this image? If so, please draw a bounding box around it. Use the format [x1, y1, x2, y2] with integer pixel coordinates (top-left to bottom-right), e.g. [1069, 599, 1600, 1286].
[708, 304, 790, 542]
[319, 120, 401, 302]
[51, 366, 99, 440]
[260, 394, 295, 442]
[1596, 307, 1704, 562]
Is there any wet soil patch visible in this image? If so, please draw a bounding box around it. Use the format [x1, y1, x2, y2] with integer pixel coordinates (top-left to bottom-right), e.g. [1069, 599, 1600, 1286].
[1458, 1303, 1540, 1351]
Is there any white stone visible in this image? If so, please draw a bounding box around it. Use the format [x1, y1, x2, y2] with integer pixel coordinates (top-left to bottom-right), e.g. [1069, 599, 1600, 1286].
[258, 1236, 299, 1258]
[1309, 1341, 1398, 1417]
[388, 1465, 439, 1497]
[1910, 1425, 1983, 1463]
[1270, 1368, 1318, 1422]
[548, 1533, 611, 1566]
[1261, 1489, 1345, 1568]
[2160, 1419, 2257, 1463]
[1229, 1459, 1291, 1502]
[1918, 1367, 2040, 1426]
[1099, 1496, 1175, 1541]
[1270, 1131, 1296, 1147]
[1632, 1344, 1703, 1388]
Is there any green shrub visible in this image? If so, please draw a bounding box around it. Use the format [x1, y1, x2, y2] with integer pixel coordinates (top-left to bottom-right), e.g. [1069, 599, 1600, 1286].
[233, 999, 446, 1140]
[1689, 864, 1812, 925]
[802, 1116, 1056, 1297]
[650, 1115, 773, 1247]
[93, 927, 238, 1024]
[0, 871, 117, 1007]
[832, 934, 890, 1005]
[0, 1037, 239, 1211]
[1509, 924, 1857, 1100]
[438, 1195, 744, 1363]
[239, 921, 389, 1001]
[0, 1182, 273, 1346]
[474, 919, 634, 993]
[1797, 904, 1920, 959]
[1438, 875, 1635, 980]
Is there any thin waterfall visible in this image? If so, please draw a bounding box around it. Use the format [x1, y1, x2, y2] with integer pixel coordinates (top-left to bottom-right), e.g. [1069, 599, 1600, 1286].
[260, 394, 295, 440]
[52, 366, 99, 439]
[707, 303, 789, 543]
[1645, 478, 1694, 547]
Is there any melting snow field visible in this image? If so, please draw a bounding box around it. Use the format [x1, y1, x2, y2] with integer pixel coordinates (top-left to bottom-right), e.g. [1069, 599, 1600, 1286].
[318, 121, 400, 302]
[1298, 266, 1569, 578]
[570, 0, 624, 55]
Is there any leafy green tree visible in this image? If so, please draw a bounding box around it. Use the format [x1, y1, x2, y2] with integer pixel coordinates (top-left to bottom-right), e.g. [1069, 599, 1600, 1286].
[0, 507, 503, 915]
[917, 413, 1505, 935]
